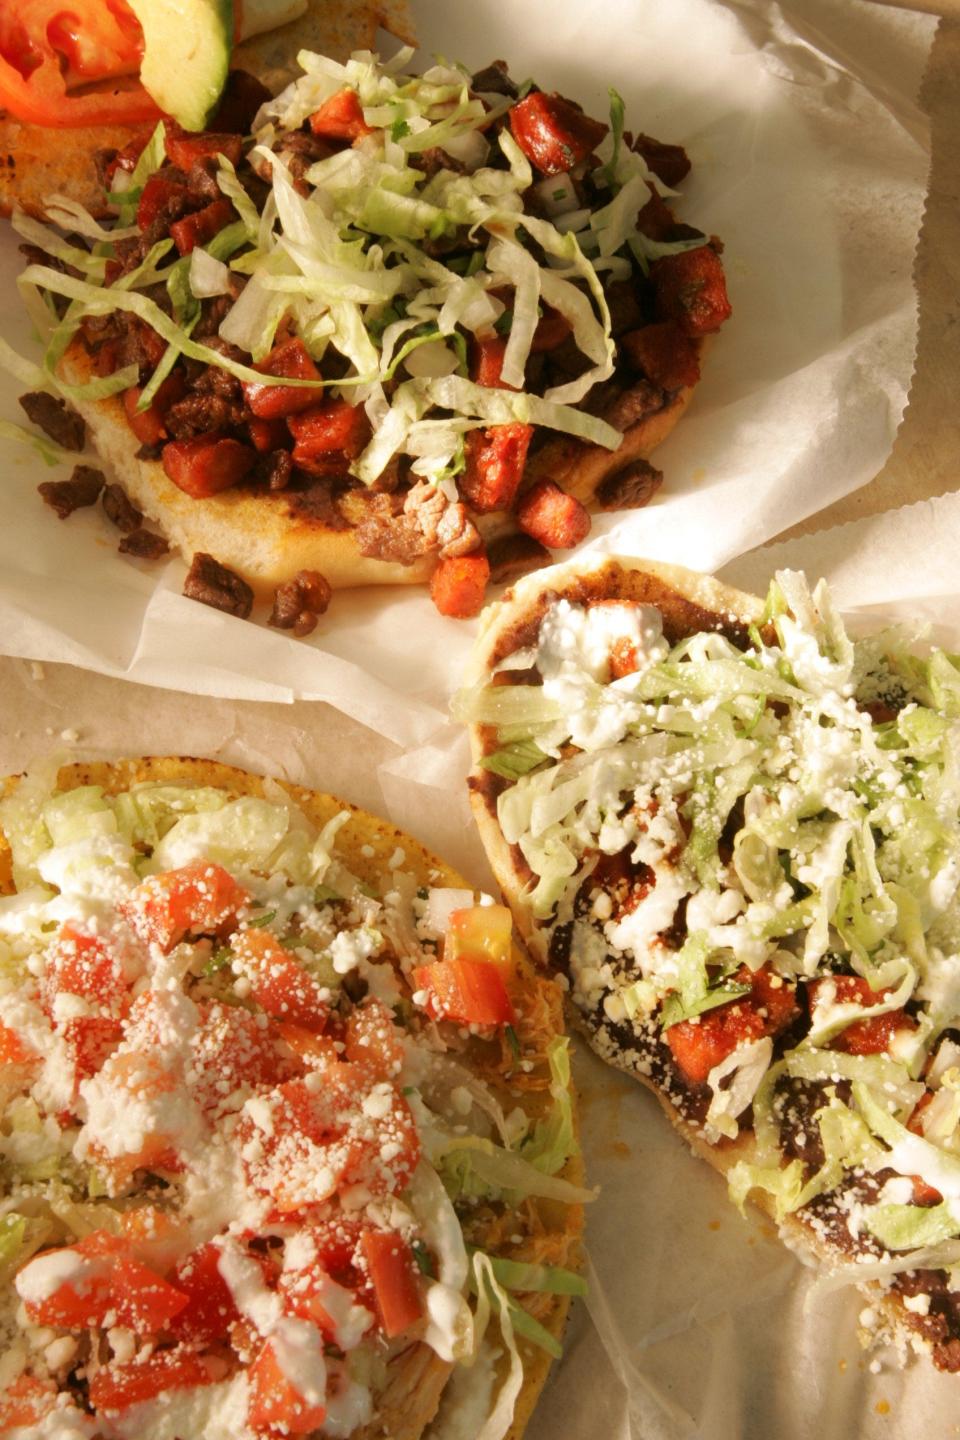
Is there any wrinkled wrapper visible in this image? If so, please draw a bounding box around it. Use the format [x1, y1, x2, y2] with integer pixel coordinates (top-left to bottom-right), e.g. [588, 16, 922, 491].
[0, 0, 934, 739]
[0, 0, 947, 1436]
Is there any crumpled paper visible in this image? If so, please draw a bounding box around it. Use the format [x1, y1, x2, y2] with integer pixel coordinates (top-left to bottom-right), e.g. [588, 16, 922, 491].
[0, 0, 934, 726]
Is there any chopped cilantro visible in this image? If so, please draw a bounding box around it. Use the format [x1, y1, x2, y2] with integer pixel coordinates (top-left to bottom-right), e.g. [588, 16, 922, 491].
[390, 116, 411, 141]
[204, 946, 233, 976]
[494, 309, 514, 336]
[505, 1024, 521, 1060]
[245, 910, 277, 929]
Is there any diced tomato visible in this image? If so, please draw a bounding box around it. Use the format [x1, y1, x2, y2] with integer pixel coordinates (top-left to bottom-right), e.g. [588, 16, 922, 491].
[164, 125, 244, 172]
[136, 174, 187, 231]
[248, 1337, 327, 1434]
[460, 423, 533, 513]
[279, 1260, 374, 1344]
[125, 861, 250, 951]
[445, 904, 513, 967]
[309, 88, 372, 142]
[162, 434, 256, 497]
[666, 965, 798, 1086]
[299, 1216, 365, 1281]
[44, 923, 129, 1020]
[190, 1001, 288, 1114]
[89, 1350, 216, 1415]
[170, 197, 235, 256]
[63, 1015, 124, 1084]
[412, 957, 516, 1027]
[0, 1020, 37, 1068]
[276, 1022, 341, 1070]
[429, 552, 491, 619]
[247, 415, 291, 452]
[808, 974, 915, 1056]
[20, 1232, 185, 1333]
[123, 374, 186, 447]
[530, 304, 572, 353]
[0, 1374, 56, 1430]
[620, 322, 701, 391]
[231, 930, 330, 1033]
[118, 1206, 188, 1273]
[360, 1230, 423, 1338]
[609, 638, 640, 679]
[517, 479, 591, 549]
[18, 1233, 120, 1328]
[110, 1256, 189, 1332]
[508, 91, 608, 176]
[287, 400, 371, 476]
[242, 338, 322, 420]
[470, 335, 515, 390]
[650, 245, 732, 337]
[343, 999, 404, 1081]
[168, 1242, 241, 1345]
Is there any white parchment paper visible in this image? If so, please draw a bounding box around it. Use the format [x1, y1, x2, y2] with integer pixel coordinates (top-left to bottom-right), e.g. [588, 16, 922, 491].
[0, 0, 935, 714]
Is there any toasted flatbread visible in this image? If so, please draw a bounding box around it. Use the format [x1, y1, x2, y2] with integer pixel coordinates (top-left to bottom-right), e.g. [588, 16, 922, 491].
[58, 343, 697, 600]
[0, 755, 584, 1437]
[0, 0, 415, 218]
[462, 556, 960, 1371]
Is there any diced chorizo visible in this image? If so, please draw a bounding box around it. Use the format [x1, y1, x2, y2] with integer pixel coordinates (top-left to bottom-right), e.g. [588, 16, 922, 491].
[162, 435, 255, 497]
[620, 322, 701, 391]
[508, 91, 608, 176]
[430, 551, 491, 619]
[516, 479, 590, 549]
[650, 245, 731, 336]
[242, 338, 322, 419]
[460, 423, 533, 513]
[287, 399, 371, 476]
[170, 198, 235, 256]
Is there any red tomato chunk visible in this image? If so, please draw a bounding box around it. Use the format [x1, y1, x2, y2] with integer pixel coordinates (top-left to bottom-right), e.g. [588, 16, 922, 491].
[309, 88, 372, 141]
[807, 973, 915, 1056]
[231, 929, 330, 1032]
[89, 1350, 216, 1415]
[360, 1230, 423, 1337]
[164, 125, 243, 171]
[412, 957, 516, 1027]
[125, 861, 250, 950]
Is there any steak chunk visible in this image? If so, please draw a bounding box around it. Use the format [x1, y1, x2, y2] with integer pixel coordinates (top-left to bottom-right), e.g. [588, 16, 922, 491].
[119, 529, 170, 560]
[102, 483, 143, 533]
[596, 459, 664, 510]
[269, 570, 332, 637]
[20, 392, 86, 451]
[183, 552, 253, 619]
[38, 465, 104, 518]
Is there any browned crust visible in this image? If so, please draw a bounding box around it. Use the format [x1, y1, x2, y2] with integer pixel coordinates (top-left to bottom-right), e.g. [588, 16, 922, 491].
[462, 556, 942, 1368]
[0, 754, 582, 1437]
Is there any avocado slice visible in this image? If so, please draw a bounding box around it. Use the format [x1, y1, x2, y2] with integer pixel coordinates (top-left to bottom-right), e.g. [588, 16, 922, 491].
[127, 0, 234, 132]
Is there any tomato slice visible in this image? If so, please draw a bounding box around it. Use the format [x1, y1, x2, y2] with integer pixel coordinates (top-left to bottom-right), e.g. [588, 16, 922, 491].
[360, 1230, 423, 1338]
[248, 1336, 327, 1435]
[0, 1374, 56, 1429]
[168, 1241, 242, 1345]
[89, 1349, 216, 1415]
[124, 861, 250, 951]
[412, 957, 516, 1027]
[0, 2, 160, 127]
[231, 929, 331, 1033]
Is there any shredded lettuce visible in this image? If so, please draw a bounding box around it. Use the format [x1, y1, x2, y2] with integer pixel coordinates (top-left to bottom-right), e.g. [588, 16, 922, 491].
[521, 1038, 577, 1176]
